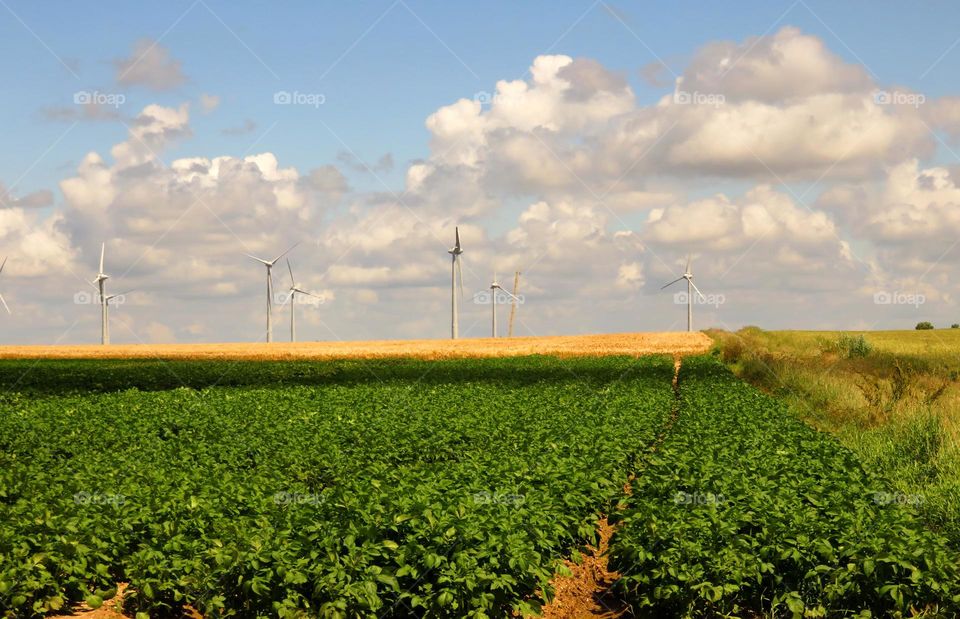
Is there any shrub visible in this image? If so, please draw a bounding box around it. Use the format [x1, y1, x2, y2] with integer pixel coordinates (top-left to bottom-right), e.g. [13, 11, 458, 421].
[916, 321, 935, 330]
[952, 324, 959, 329]
[837, 334, 872, 358]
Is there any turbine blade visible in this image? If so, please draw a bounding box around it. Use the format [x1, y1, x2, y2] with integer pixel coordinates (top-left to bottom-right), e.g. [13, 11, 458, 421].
[455, 256, 464, 299]
[271, 241, 300, 265]
[660, 277, 685, 289]
[0, 256, 6, 275]
[245, 253, 271, 266]
[287, 258, 295, 287]
[455, 226, 461, 251]
[499, 288, 521, 302]
[685, 254, 690, 274]
[689, 280, 706, 301]
[0, 293, 9, 314]
[299, 290, 324, 300]
[278, 289, 293, 308]
[99, 243, 105, 274]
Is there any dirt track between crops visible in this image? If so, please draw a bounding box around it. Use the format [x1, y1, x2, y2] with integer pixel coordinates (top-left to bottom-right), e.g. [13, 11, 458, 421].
[0, 331, 712, 360]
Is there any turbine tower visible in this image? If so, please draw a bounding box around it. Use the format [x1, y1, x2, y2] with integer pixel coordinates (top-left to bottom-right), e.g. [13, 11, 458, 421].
[0, 257, 10, 315]
[448, 227, 464, 339]
[245, 242, 299, 343]
[489, 273, 520, 338]
[661, 256, 705, 332]
[507, 271, 521, 337]
[93, 243, 109, 344]
[102, 290, 133, 345]
[284, 259, 323, 342]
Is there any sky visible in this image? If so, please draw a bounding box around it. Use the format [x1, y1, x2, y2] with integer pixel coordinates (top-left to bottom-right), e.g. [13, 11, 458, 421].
[3, 1, 960, 344]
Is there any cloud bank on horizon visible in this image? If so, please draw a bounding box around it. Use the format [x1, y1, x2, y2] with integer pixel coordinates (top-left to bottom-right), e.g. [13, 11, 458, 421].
[2, 24, 960, 343]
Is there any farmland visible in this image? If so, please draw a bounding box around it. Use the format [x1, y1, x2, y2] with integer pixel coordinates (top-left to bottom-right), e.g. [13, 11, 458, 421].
[709, 328, 960, 546]
[0, 332, 712, 361]
[2, 344, 960, 617]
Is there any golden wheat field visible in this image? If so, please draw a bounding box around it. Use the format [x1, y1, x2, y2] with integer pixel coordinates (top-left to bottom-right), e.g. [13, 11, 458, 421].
[0, 332, 712, 361]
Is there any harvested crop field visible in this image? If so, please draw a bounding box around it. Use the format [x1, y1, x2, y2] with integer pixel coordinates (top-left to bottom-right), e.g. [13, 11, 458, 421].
[0, 331, 711, 360]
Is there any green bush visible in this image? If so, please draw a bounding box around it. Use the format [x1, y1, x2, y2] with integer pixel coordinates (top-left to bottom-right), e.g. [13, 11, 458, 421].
[837, 333, 873, 358]
[917, 321, 935, 330]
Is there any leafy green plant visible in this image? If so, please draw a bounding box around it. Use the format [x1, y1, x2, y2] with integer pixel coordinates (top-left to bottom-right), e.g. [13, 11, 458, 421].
[0, 356, 675, 618]
[609, 357, 960, 617]
[917, 321, 936, 330]
[837, 333, 873, 358]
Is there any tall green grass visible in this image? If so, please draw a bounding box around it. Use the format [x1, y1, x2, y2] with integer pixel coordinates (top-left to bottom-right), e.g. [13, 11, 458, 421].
[708, 327, 960, 545]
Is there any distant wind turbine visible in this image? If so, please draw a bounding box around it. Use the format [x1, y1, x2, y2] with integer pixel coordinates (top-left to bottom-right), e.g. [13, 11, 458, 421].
[489, 272, 520, 338]
[283, 259, 323, 342]
[0, 257, 10, 315]
[448, 227, 464, 339]
[661, 256, 706, 332]
[245, 242, 299, 343]
[92, 243, 109, 344]
[102, 289, 134, 345]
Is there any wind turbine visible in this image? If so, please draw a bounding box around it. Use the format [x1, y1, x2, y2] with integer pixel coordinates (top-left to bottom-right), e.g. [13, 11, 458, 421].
[507, 271, 521, 337]
[102, 289, 134, 345]
[489, 272, 520, 338]
[0, 257, 10, 315]
[283, 259, 323, 342]
[661, 256, 705, 332]
[245, 242, 299, 343]
[93, 243, 109, 344]
[448, 227, 464, 339]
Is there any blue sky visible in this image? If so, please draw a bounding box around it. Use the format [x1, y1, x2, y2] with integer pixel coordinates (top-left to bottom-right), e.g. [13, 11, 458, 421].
[4, 1, 960, 200]
[3, 2, 960, 343]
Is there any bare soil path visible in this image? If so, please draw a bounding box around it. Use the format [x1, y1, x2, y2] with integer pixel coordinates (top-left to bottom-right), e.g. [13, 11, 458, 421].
[539, 356, 685, 618]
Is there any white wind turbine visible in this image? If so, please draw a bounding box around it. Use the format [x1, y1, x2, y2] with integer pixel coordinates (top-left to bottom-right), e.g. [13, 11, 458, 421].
[283, 259, 324, 342]
[92, 243, 110, 344]
[661, 256, 706, 332]
[101, 289, 134, 345]
[245, 242, 299, 343]
[448, 227, 464, 339]
[91, 243, 133, 345]
[489, 272, 520, 338]
[0, 257, 11, 315]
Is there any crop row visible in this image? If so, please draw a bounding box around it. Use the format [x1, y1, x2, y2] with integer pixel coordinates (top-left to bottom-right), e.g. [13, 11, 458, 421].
[609, 356, 960, 616]
[0, 356, 675, 617]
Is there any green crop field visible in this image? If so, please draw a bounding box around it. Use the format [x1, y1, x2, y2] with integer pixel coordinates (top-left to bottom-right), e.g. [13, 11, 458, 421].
[2, 355, 960, 617]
